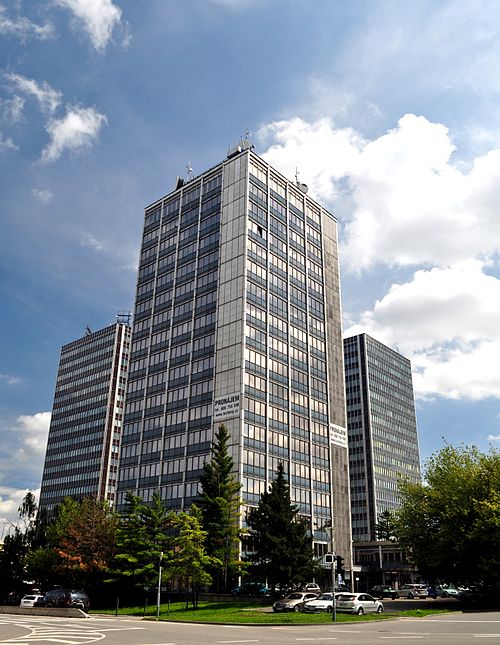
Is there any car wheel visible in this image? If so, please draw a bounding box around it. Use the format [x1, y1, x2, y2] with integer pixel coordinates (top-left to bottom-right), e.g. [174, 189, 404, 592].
[357, 606, 364, 615]
[408, 592, 414, 599]
[46, 602, 55, 608]
[377, 605, 384, 614]
[294, 605, 301, 612]
[326, 606, 332, 613]
[391, 594, 397, 600]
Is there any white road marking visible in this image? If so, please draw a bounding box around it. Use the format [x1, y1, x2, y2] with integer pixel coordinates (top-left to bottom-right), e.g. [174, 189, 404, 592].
[217, 641, 260, 644]
[295, 639, 338, 642]
[472, 636, 500, 638]
[379, 637, 424, 640]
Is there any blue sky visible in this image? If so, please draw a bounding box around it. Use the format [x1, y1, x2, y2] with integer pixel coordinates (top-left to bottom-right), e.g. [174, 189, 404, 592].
[1, 0, 500, 529]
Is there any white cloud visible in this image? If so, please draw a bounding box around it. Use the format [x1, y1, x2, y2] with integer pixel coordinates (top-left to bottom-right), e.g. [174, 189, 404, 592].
[32, 188, 54, 205]
[0, 373, 21, 385]
[259, 114, 500, 272]
[0, 95, 25, 122]
[488, 434, 500, 442]
[0, 4, 55, 41]
[344, 261, 500, 400]
[54, 0, 126, 52]
[0, 486, 40, 532]
[0, 412, 50, 507]
[80, 231, 105, 251]
[0, 131, 18, 151]
[6, 73, 61, 115]
[41, 105, 107, 163]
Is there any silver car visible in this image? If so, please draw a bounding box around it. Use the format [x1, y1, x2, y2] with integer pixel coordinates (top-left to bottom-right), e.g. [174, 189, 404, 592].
[336, 592, 384, 615]
[398, 584, 428, 599]
[272, 591, 318, 612]
[303, 592, 342, 613]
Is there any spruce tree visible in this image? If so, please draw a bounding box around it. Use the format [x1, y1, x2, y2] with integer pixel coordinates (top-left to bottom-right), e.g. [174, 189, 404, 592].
[247, 462, 318, 593]
[198, 424, 242, 592]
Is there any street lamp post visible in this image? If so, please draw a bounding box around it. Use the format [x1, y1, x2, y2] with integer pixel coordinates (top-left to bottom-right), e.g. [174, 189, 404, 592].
[156, 551, 163, 621]
[325, 526, 336, 622]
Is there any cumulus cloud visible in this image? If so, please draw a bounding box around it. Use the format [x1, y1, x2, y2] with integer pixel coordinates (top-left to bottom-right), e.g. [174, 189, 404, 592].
[344, 261, 500, 400]
[40, 105, 107, 163]
[0, 412, 50, 504]
[0, 4, 55, 41]
[488, 434, 500, 442]
[259, 112, 500, 401]
[6, 73, 61, 115]
[54, 0, 128, 52]
[259, 114, 500, 271]
[0, 486, 40, 531]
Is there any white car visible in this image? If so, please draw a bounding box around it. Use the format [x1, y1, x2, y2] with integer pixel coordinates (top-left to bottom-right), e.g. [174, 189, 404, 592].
[398, 584, 428, 599]
[336, 592, 384, 615]
[20, 594, 44, 608]
[303, 592, 342, 613]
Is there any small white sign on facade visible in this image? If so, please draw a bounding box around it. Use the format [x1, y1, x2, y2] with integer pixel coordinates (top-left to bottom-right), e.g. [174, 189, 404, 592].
[213, 392, 241, 421]
[330, 423, 348, 449]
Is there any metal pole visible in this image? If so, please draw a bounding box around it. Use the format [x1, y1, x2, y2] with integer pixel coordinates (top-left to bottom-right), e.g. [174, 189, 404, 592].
[328, 526, 336, 623]
[156, 551, 163, 621]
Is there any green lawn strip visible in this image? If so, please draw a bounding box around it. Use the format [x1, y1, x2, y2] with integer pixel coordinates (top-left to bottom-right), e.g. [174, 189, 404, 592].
[91, 602, 452, 624]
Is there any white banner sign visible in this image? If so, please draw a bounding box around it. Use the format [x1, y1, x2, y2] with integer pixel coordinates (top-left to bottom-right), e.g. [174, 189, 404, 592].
[213, 392, 241, 421]
[330, 424, 348, 449]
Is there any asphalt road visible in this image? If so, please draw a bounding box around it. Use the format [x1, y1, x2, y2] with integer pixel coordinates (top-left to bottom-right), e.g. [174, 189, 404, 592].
[1, 611, 500, 644]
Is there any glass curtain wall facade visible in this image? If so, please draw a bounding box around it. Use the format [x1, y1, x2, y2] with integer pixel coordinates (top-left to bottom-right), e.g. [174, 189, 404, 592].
[344, 333, 421, 542]
[39, 321, 131, 513]
[118, 147, 352, 566]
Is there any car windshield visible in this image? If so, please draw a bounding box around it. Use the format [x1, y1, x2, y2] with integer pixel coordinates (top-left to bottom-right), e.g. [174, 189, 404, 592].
[287, 593, 303, 599]
[338, 594, 355, 601]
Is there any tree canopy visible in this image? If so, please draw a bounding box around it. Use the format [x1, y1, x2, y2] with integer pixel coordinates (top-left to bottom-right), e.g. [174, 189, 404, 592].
[396, 445, 500, 587]
[246, 463, 319, 591]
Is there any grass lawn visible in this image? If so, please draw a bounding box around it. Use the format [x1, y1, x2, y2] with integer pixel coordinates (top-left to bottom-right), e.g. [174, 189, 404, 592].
[91, 601, 453, 624]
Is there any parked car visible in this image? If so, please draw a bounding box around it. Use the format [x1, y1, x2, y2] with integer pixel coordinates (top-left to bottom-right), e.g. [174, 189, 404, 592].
[303, 592, 342, 613]
[34, 589, 90, 612]
[397, 584, 428, 599]
[368, 585, 399, 600]
[231, 582, 269, 596]
[436, 584, 460, 598]
[457, 587, 489, 604]
[19, 594, 44, 608]
[272, 591, 319, 612]
[301, 582, 321, 594]
[427, 586, 438, 598]
[336, 592, 384, 615]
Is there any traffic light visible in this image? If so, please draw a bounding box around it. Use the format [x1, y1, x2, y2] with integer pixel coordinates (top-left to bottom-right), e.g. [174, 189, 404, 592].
[335, 555, 344, 575]
[324, 553, 334, 565]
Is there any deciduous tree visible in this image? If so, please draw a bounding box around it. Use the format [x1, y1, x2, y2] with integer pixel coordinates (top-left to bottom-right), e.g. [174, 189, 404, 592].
[396, 445, 500, 587]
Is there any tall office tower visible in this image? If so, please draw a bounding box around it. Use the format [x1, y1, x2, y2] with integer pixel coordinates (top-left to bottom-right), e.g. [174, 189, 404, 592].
[119, 141, 352, 567]
[343, 333, 421, 542]
[39, 319, 131, 513]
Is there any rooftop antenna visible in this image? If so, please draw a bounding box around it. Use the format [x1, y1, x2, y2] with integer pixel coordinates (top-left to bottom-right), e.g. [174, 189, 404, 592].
[186, 162, 193, 182]
[295, 167, 309, 194]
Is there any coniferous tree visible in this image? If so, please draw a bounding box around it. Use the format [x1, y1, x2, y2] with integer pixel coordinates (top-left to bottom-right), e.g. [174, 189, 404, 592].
[246, 463, 319, 593]
[198, 424, 242, 592]
[374, 509, 398, 541]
